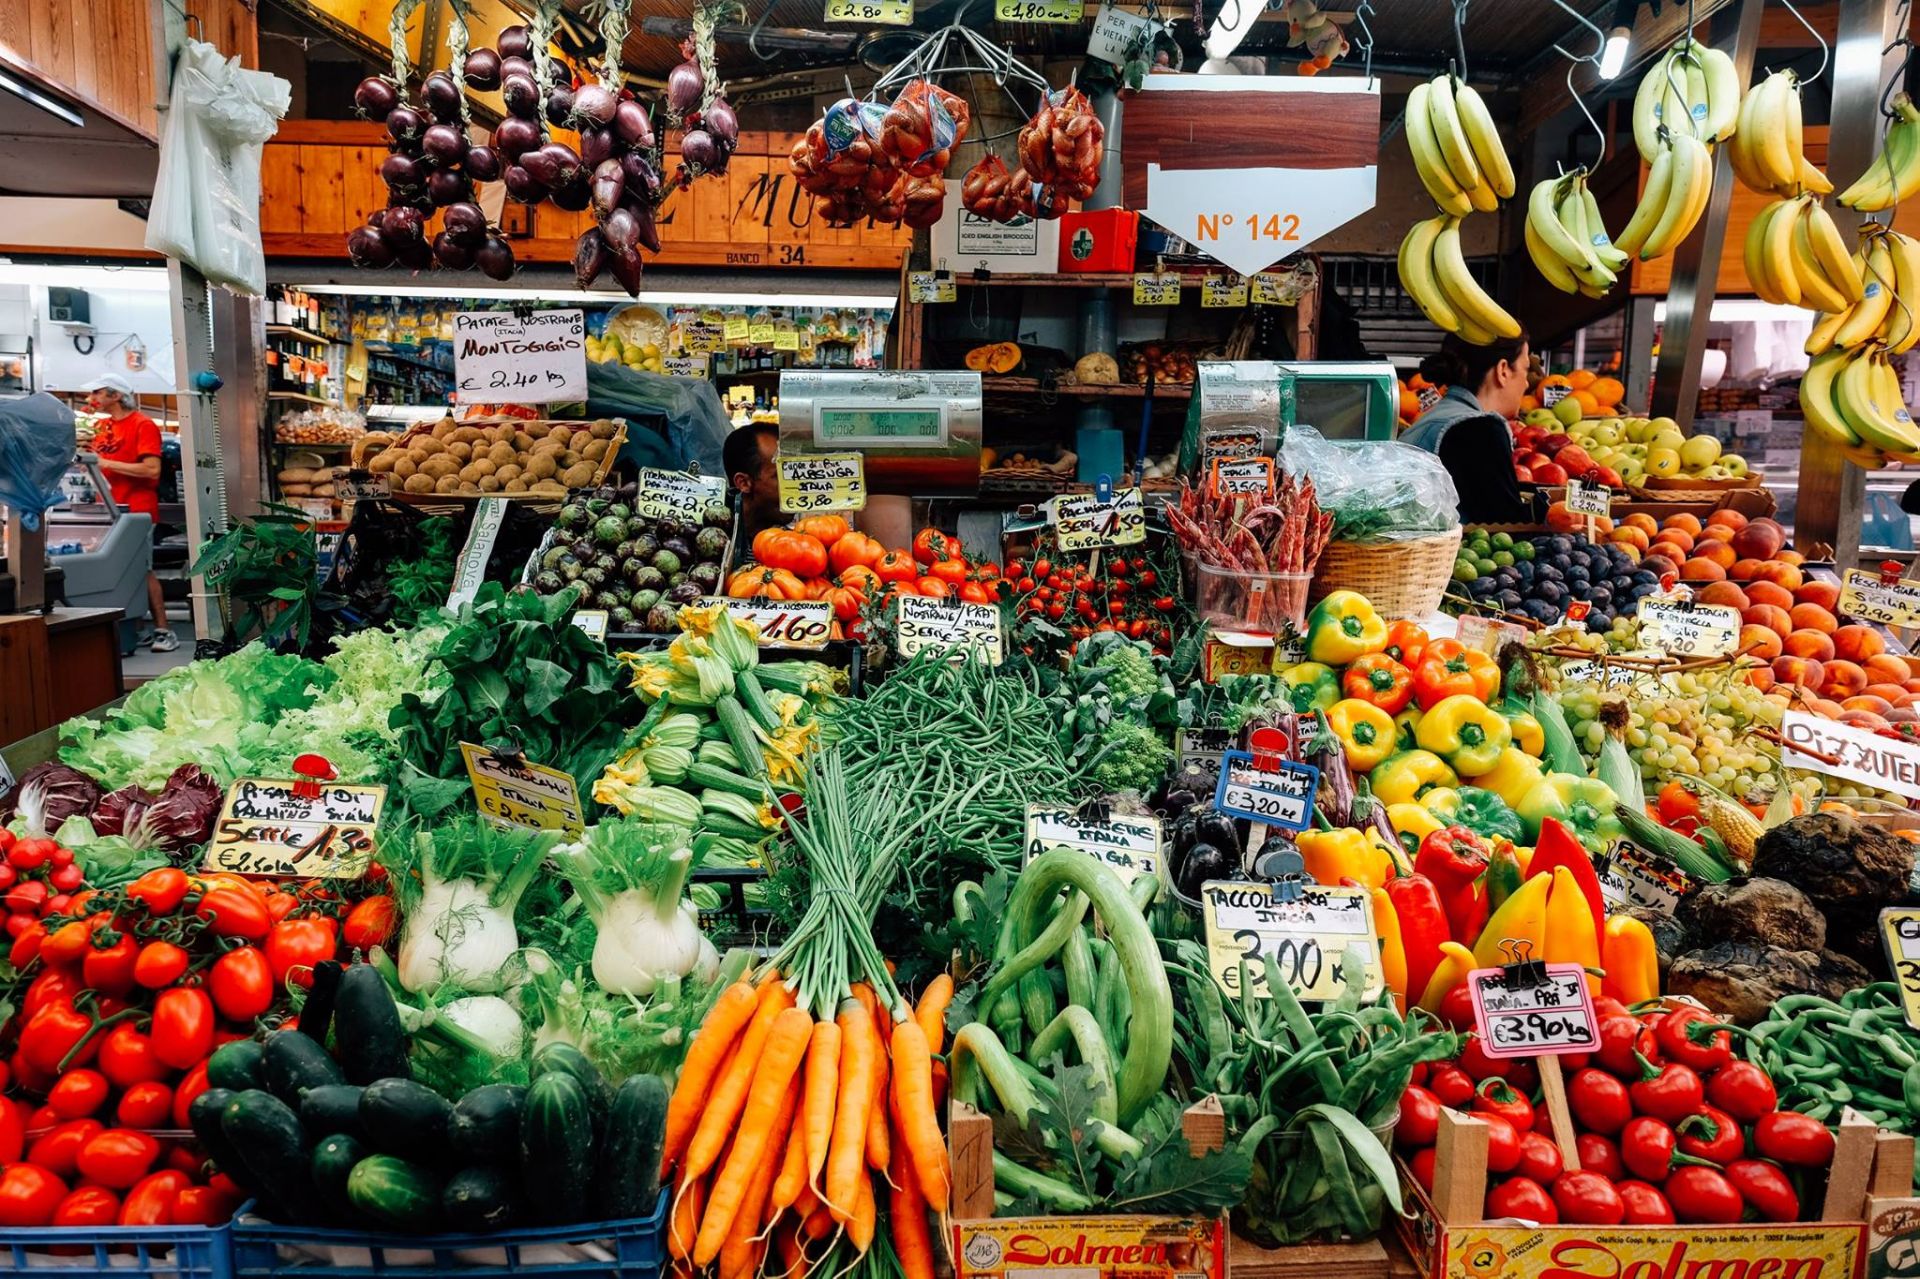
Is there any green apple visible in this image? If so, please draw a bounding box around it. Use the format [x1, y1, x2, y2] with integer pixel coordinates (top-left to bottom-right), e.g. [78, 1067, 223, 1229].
[1524, 409, 1559, 430]
[1625, 418, 1658, 443]
[1721, 453, 1749, 477]
[1651, 428, 1686, 452]
[1680, 434, 1723, 469]
[1589, 419, 1624, 446]
[1616, 456, 1646, 482]
[1553, 396, 1586, 427]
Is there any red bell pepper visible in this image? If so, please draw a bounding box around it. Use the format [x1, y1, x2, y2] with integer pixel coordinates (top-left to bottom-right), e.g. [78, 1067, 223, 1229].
[1414, 826, 1491, 943]
[1568, 1068, 1632, 1134]
[1726, 1159, 1800, 1221]
[1524, 817, 1605, 939]
[1396, 1085, 1442, 1148]
[1676, 1106, 1746, 1164]
[1515, 1131, 1564, 1184]
[1617, 1180, 1676, 1224]
[1629, 1055, 1706, 1123]
[1383, 874, 1451, 1007]
[1753, 1111, 1836, 1167]
[1551, 1170, 1626, 1225]
[1665, 1166, 1745, 1223]
[1486, 1176, 1558, 1223]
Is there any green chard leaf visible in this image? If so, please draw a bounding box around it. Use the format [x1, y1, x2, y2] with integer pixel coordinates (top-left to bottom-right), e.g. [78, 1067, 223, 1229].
[1105, 1124, 1253, 1215]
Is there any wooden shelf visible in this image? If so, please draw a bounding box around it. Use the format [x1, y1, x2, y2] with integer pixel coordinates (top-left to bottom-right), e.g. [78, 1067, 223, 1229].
[271, 438, 355, 450]
[268, 391, 338, 405]
[266, 325, 335, 346]
[982, 376, 1195, 399]
[945, 272, 1197, 288]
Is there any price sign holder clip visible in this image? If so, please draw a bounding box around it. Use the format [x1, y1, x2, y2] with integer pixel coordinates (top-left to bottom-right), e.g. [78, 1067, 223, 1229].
[487, 742, 528, 771]
[290, 753, 338, 802]
[1249, 724, 1290, 772]
[1497, 938, 1584, 1172]
[1497, 938, 1547, 992]
[1258, 846, 1306, 903]
[1078, 797, 1112, 824]
[1884, 559, 1905, 587]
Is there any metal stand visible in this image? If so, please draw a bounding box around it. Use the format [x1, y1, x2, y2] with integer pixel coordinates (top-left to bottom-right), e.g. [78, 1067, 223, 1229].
[166, 254, 228, 646]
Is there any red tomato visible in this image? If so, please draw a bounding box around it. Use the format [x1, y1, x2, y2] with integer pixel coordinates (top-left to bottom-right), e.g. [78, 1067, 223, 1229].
[51, 1184, 119, 1228]
[133, 940, 190, 990]
[150, 987, 215, 1070]
[76, 1128, 162, 1190]
[115, 1082, 174, 1130]
[46, 1069, 110, 1120]
[118, 1170, 190, 1226]
[25, 1119, 102, 1179]
[207, 947, 274, 1021]
[0, 1163, 67, 1227]
[194, 887, 270, 942]
[96, 1023, 169, 1089]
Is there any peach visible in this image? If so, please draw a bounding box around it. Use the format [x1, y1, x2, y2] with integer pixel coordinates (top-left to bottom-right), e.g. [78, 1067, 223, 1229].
[1654, 529, 1696, 554]
[1740, 625, 1783, 660]
[1790, 602, 1840, 633]
[1622, 513, 1660, 536]
[1783, 629, 1836, 661]
[1665, 513, 1705, 537]
[1891, 706, 1920, 722]
[1865, 654, 1913, 684]
[1729, 559, 1772, 582]
[1707, 508, 1751, 532]
[1795, 580, 1842, 611]
[1640, 553, 1680, 580]
[1693, 539, 1738, 570]
[1754, 561, 1806, 591]
[1865, 682, 1912, 704]
[1832, 625, 1886, 663]
[1841, 710, 1893, 731]
[1778, 549, 1806, 565]
[1731, 519, 1785, 561]
[1695, 581, 1749, 610]
[1744, 603, 1794, 635]
[1823, 659, 1869, 698]
[1774, 655, 1826, 689]
[1745, 581, 1795, 610]
[1681, 557, 1727, 582]
[1905, 677, 1920, 695]
[1613, 527, 1651, 553]
[1746, 666, 1777, 692]
[1808, 697, 1847, 718]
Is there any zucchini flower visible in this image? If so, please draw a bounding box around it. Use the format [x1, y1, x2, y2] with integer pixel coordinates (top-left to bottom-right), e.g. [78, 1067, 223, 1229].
[763, 720, 819, 786]
[667, 632, 735, 702]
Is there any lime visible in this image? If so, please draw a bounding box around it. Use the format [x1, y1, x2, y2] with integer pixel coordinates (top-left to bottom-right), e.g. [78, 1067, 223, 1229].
[1453, 559, 1479, 583]
[1475, 557, 1498, 575]
[1514, 541, 1535, 561]
[1491, 531, 1514, 550]
[1493, 550, 1515, 567]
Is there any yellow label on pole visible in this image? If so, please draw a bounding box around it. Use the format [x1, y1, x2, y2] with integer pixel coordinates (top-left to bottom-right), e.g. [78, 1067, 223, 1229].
[777, 451, 868, 512]
[1883, 908, 1920, 1030]
[205, 779, 385, 878]
[825, 0, 914, 21]
[907, 272, 957, 303]
[1200, 881, 1379, 1002]
[1251, 272, 1296, 306]
[1201, 276, 1248, 308]
[1841, 568, 1920, 628]
[1132, 272, 1182, 305]
[461, 743, 584, 836]
[723, 316, 750, 342]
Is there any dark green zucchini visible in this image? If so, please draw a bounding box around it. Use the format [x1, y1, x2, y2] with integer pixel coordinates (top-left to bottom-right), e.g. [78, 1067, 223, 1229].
[188, 1087, 250, 1189]
[448, 1084, 526, 1165]
[529, 1043, 610, 1114]
[206, 1040, 267, 1093]
[221, 1089, 313, 1220]
[298, 961, 343, 1043]
[520, 1071, 593, 1223]
[334, 963, 410, 1085]
[359, 1077, 453, 1161]
[346, 1154, 442, 1231]
[441, 1166, 522, 1233]
[299, 1084, 365, 1141]
[262, 1027, 346, 1105]
[595, 1074, 668, 1219]
[310, 1133, 365, 1221]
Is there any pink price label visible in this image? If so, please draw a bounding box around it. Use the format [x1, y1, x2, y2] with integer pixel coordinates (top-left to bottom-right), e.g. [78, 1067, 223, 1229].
[1467, 963, 1600, 1058]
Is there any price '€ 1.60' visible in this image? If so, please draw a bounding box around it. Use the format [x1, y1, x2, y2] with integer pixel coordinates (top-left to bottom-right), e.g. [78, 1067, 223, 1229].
[1467, 963, 1600, 1058]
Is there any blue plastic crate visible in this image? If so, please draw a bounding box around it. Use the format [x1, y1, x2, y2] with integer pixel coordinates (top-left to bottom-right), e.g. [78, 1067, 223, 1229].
[230, 1192, 666, 1278]
[0, 1222, 232, 1278]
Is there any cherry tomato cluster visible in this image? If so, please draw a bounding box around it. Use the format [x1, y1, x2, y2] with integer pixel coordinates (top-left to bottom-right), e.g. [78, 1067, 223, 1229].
[0, 868, 400, 1228]
[1398, 995, 1835, 1227]
[0, 831, 91, 940]
[1008, 547, 1178, 654]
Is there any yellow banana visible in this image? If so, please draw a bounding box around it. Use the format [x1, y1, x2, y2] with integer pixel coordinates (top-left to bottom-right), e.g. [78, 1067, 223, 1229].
[1748, 73, 1799, 191]
[1426, 75, 1484, 195]
[1641, 134, 1710, 260]
[1454, 82, 1515, 199]
[1399, 216, 1463, 333]
[1791, 207, 1852, 314]
[1798, 349, 1864, 446]
[1835, 236, 1897, 348]
[1616, 144, 1674, 258]
[1432, 216, 1521, 339]
[1794, 155, 1834, 196]
[1883, 230, 1920, 354]
[1698, 45, 1740, 141]
[1836, 344, 1920, 452]
[1526, 217, 1582, 294]
[1805, 310, 1846, 356]
[1579, 181, 1631, 272]
[1744, 200, 1787, 304]
[1763, 196, 1804, 306]
[1407, 83, 1473, 216]
[1529, 175, 1596, 271]
[1839, 95, 1920, 211]
[1801, 200, 1864, 301]
[1632, 49, 1671, 163]
[1727, 102, 1773, 194]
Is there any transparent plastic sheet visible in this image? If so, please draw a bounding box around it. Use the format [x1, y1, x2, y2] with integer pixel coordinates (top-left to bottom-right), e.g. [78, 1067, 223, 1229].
[1278, 424, 1460, 542]
[146, 40, 291, 295]
[0, 393, 76, 531]
[585, 361, 730, 474]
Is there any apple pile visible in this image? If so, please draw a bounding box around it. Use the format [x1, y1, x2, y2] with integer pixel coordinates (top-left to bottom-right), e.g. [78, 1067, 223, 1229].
[1512, 407, 1753, 488]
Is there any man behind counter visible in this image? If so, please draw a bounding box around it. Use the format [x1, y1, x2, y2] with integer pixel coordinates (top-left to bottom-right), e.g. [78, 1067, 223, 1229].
[724, 422, 911, 549]
[82, 375, 176, 653]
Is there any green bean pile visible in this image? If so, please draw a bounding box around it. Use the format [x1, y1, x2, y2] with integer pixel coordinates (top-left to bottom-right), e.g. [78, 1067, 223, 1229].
[1743, 985, 1920, 1154]
[826, 653, 1087, 912]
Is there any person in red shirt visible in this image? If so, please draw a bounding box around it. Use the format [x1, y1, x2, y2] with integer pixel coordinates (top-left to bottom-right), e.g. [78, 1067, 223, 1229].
[82, 375, 176, 652]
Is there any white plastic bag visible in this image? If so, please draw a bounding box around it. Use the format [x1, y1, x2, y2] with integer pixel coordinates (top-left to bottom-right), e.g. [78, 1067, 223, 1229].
[145, 40, 290, 295]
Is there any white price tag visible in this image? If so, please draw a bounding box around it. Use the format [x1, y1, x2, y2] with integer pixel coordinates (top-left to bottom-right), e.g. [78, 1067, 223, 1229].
[1201, 882, 1377, 1002]
[1565, 478, 1611, 517]
[1024, 805, 1162, 885]
[1087, 2, 1157, 64]
[662, 355, 709, 379]
[635, 468, 727, 524]
[339, 473, 391, 503]
[1468, 963, 1600, 1058]
[1051, 486, 1146, 550]
[1638, 598, 1741, 657]
[696, 596, 834, 649]
[572, 610, 610, 641]
[1176, 728, 1235, 789]
[453, 309, 586, 404]
[1781, 710, 1920, 802]
[896, 595, 1003, 665]
[1595, 841, 1691, 918]
[1213, 749, 1318, 831]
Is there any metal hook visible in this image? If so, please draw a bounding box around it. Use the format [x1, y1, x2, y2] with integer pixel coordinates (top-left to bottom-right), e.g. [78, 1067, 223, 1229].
[1568, 62, 1608, 164]
[1776, 0, 1829, 86]
[1352, 0, 1377, 88]
[746, 1, 775, 61]
[1547, 0, 1609, 63]
[1879, 0, 1916, 119]
[1451, 0, 1471, 80]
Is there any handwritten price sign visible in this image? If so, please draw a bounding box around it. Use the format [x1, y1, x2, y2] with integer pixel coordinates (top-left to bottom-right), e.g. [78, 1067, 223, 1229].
[635, 468, 727, 524]
[205, 779, 385, 878]
[1468, 963, 1601, 1057]
[896, 596, 1004, 665]
[777, 452, 867, 513]
[461, 743, 584, 837]
[1638, 599, 1741, 658]
[453, 310, 586, 404]
[1025, 806, 1162, 885]
[1840, 568, 1920, 628]
[994, 0, 1083, 20]
[1882, 908, 1920, 1030]
[1052, 486, 1146, 550]
[1201, 276, 1249, 308]
[827, 0, 915, 20]
[1132, 272, 1182, 305]
[1213, 749, 1318, 831]
[696, 597, 833, 650]
[1201, 882, 1377, 1002]
[1565, 478, 1612, 517]
[907, 272, 957, 303]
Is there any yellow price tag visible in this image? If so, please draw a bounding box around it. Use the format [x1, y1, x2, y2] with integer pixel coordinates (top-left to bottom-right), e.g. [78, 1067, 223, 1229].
[1132, 272, 1181, 305]
[907, 272, 957, 303]
[461, 743, 585, 836]
[749, 321, 777, 345]
[723, 316, 749, 342]
[773, 325, 800, 352]
[1252, 273, 1295, 306]
[1201, 276, 1248, 308]
[1841, 568, 1920, 628]
[1201, 882, 1379, 1002]
[994, 0, 1083, 19]
[825, 0, 914, 21]
[1882, 908, 1920, 1029]
[778, 451, 868, 512]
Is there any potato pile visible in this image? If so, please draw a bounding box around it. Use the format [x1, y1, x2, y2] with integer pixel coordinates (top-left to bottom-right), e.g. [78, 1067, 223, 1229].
[366, 416, 620, 497]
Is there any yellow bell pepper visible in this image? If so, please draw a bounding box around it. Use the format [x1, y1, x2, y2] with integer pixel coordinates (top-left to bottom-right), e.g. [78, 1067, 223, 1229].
[1474, 748, 1546, 809]
[1417, 940, 1478, 1012]
[1602, 915, 1659, 1004]
[1511, 843, 1533, 875]
[1387, 802, 1446, 846]
[1416, 694, 1514, 776]
[1543, 866, 1602, 992]
[1370, 750, 1458, 806]
[1393, 705, 1424, 753]
[1372, 885, 1408, 1012]
[1305, 589, 1389, 666]
[1298, 827, 1393, 889]
[1507, 709, 1545, 757]
[1279, 662, 1341, 714]
[1326, 698, 1396, 773]
[1471, 869, 1551, 968]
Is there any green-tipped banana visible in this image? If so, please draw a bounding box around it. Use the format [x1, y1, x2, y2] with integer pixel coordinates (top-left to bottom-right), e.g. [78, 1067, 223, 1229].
[1407, 83, 1473, 216]
[1528, 176, 1596, 271]
[1399, 215, 1463, 332]
[1616, 144, 1674, 257]
[1839, 95, 1920, 211]
[1799, 349, 1863, 446]
[1432, 217, 1521, 339]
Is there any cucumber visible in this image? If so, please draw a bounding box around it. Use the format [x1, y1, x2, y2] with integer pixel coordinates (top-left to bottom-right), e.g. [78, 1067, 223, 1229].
[521, 1071, 594, 1224]
[359, 1078, 453, 1162]
[310, 1132, 365, 1221]
[299, 1084, 365, 1141]
[221, 1089, 313, 1220]
[189, 1087, 251, 1190]
[346, 1154, 442, 1231]
[448, 1084, 526, 1165]
[734, 666, 781, 733]
[684, 761, 767, 800]
[595, 1074, 668, 1219]
[442, 1166, 522, 1233]
[206, 1039, 267, 1092]
[262, 1028, 346, 1105]
[529, 1043, 611, 1114]
[698, 813, 772, 842]
[333, 962, 411, 1085]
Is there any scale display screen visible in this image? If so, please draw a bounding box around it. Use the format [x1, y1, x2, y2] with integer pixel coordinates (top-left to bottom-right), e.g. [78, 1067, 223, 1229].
[813, 404, 948, 448]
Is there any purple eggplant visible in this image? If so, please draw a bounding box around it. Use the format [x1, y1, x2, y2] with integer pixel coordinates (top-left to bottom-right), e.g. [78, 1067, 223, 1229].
[608, 245, 643, 296]
[476, 236, 516, 281]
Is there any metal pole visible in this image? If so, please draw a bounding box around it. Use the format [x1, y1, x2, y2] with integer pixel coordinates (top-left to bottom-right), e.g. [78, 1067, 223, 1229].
[1648, 0, 1765, 429]
[1623, 296, 1657, 416]
[1796, 0, 1901, 564]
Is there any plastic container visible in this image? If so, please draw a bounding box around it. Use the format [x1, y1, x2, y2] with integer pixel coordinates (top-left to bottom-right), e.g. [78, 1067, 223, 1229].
[1193, 562, 1311, 634]
[1235, 1112, 1399, 1246]
[231, 1193, 666, 1278]
[0, 1222, 233, 1279]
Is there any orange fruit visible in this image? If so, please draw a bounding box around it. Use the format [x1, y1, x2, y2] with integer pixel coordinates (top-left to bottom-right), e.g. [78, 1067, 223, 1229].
[1864, 654, 1912, 685]
[1622, 513, 1659, 536]
[1569, 369, 1598, 390]
[1680, 557, 1726, 582]
[1793, 580, 1841, 611]
[1695, 581, 1749, 609]
[1706, 508, 1750, 532]
[1592, 376, 1625, 404]
[1739, 625, 1783, 660]
[1832, 625, 1885, 662]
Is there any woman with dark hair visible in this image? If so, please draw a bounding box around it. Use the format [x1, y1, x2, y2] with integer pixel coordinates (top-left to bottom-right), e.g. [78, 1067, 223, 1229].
[1401, 331, 1540, 524]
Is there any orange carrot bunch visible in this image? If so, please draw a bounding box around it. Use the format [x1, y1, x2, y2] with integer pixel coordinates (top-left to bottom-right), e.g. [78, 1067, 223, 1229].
[660, 970, 954, 1279]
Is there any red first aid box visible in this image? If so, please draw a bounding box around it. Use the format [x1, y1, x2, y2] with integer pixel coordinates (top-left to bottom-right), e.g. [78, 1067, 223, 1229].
[1057, 209, 1140, 272]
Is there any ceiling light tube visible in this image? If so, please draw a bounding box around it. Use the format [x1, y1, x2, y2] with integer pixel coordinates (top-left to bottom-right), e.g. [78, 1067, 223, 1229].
[0, 67, 84, 127]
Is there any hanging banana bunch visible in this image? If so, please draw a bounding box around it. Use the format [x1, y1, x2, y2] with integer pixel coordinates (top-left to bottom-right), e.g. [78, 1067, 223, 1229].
[1525, 168, 1630, 297]
[1837, 93, 1920, 211]
[1630, 40, 1739, 161]
[1727, 69, 1831, 196]
[1399, 213, 1522, 343]
[1743, 194, 1865, 312]
[1799, 228, 1920, 468]
[1405, 73, 1515, 215]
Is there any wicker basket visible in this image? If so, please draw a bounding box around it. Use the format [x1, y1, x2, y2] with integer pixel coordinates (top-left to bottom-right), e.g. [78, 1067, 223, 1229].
[1308, 527, 1464, 621]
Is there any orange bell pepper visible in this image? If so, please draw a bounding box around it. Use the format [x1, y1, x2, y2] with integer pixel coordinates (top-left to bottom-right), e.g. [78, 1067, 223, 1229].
[1386, 619, 1430, 670]
[1342, 653, 1415, 713]
[1412, 639, 1500, 709]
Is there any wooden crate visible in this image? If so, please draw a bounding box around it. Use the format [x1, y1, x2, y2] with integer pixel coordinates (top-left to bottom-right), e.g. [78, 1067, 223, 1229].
[1395, 1108, 1890, 1279]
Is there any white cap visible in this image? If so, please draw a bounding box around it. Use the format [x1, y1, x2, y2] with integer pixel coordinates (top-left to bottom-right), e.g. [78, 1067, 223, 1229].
[80, 374, 134, 397]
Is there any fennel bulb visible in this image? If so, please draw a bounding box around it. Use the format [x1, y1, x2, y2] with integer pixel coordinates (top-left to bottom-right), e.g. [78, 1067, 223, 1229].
[438, 995, 527, 1059]
[562, 819, 719, 998]
[394, 823, 552, 995]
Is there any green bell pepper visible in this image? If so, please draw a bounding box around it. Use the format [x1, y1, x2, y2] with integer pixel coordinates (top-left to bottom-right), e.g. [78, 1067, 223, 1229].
[1279, 662, 1341, 714]
[1420, 786, 1525, 843]
[1516, 772, 1623, 848]
[1415, 694, 1513, 777]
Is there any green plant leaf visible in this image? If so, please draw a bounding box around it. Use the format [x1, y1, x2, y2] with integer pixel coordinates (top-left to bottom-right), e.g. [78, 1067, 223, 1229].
[522, 658, 571, 718]
[1025, 1059, 1109, 1201]
[1105, 1124, 1253, 1215]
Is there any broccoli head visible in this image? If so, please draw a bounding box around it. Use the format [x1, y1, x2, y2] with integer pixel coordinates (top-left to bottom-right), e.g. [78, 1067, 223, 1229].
[1088, 720, 1174, 796]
